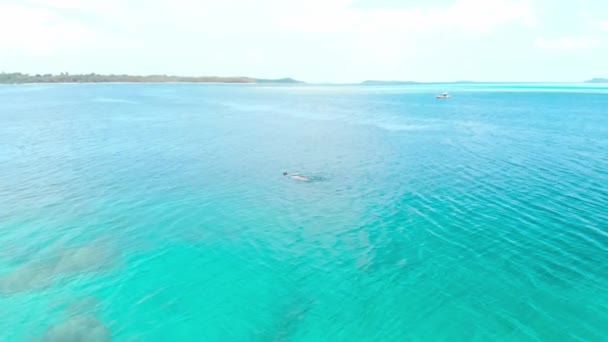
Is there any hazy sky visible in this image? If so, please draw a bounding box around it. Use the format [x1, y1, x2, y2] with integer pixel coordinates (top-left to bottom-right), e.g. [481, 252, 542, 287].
[0, 0, 607, 82]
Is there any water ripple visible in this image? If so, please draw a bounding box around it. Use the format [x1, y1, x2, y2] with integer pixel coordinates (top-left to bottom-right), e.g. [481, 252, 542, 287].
[1, 84, 608, 340]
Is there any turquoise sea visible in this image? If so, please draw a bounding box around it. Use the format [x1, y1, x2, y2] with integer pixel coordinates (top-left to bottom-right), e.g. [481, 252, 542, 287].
[1, 83, 607, 341]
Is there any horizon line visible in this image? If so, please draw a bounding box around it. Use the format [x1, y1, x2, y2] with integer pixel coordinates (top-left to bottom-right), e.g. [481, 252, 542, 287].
[0, 72, 606, 84]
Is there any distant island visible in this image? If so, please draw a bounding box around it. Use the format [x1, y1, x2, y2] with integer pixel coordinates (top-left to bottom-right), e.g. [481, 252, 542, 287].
[361, 80, 477, 85]
[0, 72, 303, 84]
[585, 78, 608, 83]
[361, 80, 419, 85]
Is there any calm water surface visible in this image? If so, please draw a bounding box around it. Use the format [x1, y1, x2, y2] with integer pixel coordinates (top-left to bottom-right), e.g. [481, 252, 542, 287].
[1, 83, 607, 341]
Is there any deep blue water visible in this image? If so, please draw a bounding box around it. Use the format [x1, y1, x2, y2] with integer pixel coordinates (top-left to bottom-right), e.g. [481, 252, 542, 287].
[1, 83, 607, 341]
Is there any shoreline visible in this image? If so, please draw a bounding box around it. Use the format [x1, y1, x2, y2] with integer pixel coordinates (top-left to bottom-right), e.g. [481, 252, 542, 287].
[1, 81, 606, 86]
[0, 81, 286, 85]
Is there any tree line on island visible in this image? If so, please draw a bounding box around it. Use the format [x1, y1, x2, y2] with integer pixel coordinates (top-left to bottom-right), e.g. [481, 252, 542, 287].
[0, 72, 303, 84]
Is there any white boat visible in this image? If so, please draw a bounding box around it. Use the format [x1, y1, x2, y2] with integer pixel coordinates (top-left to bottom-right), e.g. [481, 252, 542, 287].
[436, 92, 451, 99]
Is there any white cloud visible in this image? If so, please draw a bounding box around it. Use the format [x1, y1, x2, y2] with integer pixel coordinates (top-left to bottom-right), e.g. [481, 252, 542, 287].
[0, 2, 134, 56]
[601, 21, 608, 31]
[269, 0, 536, 78]
[279, 0, 535, 34]
[1, 0, 536, 55]
[0, 0, 552, 81]
[0, 4, 87, 55]
[535, 36, 601, 50]
[25, 0, 88, 10]
[439, 0, 536, 31]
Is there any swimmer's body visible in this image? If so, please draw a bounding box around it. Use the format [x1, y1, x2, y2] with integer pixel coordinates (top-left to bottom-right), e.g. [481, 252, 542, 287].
[283, 172, 310, 181]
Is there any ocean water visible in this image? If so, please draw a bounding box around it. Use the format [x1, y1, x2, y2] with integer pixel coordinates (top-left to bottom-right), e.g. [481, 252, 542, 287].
[1, 83, 607, 341]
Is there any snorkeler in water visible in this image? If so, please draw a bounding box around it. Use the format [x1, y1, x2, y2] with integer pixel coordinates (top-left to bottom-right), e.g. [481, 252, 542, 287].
[283, 172, 310, 182]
